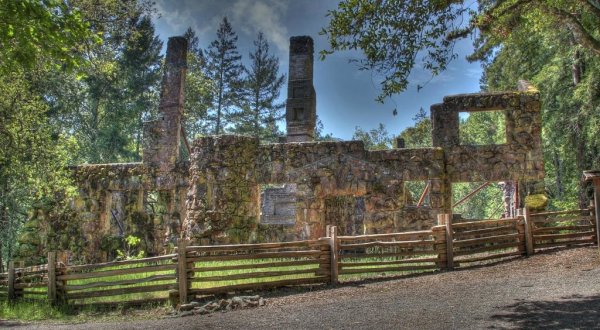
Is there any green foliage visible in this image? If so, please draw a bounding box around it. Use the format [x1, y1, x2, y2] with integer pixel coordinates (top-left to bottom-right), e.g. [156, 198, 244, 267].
[116, 235, 144, 260]
[183, 27, 213, 139]
[322, 0, 600, 103]
[482, 3, 600, 209]
[459, 111, 506, 145]
[0, 0, 98, 73]
[233, 32, 286, 143]
[453, 182, 504, 219]
[321, 0, 467, 102]
[399, 108, 432, 148]
[352, 123, 394, 150]
[204, 17, 244, 135]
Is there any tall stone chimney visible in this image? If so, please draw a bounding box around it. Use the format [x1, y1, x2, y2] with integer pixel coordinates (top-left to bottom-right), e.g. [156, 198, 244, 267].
[143, 36, 187, 172]
[286, 36, 316, 142]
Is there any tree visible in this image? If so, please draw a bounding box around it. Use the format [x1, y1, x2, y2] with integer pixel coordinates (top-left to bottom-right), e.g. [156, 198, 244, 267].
[352, 123, 394, 150]
[119, 14, 163, 159]
[0, 0, 94, 73]
[481, 10, 600, 209]
[204, 17, 244, 135]
[43, 0, 162, 163]
[0, 0, 96, 269]
[321, 0, 600, 102]
[183, 27, 213, 139]
[398, 108, 432, 148]
[233, 32, 286, 142]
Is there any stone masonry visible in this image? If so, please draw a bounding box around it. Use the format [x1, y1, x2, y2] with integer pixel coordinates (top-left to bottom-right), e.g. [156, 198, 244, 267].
[20, 35, 544, 262]
[285, 36, 316, 142]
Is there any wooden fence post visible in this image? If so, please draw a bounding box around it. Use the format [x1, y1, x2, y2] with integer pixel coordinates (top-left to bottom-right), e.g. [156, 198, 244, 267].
[7, 261, 15, 301]
[445, 214, 454, 270]
[522, 208, 534, 256]
[47, 252, 57, 305]
[57, 251, 69, 304]
[327, 226, 339, 284]
[431, 224, 447, 270]
[593, 185, 600, 251]
[177, 239, 189, 306]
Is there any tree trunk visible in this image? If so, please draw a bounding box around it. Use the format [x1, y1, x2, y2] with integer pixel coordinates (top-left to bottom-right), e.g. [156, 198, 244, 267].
[553, 150, 564, 200]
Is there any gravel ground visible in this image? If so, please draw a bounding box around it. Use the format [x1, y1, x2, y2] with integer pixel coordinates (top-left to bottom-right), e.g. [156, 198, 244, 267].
[6, 246, 600, 330]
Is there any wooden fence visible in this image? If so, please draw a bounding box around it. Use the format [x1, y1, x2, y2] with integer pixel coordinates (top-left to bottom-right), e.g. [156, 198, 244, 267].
[527, 208, 596, 250]
[335, 227, 441, 278]
[0, 207, 596, 308]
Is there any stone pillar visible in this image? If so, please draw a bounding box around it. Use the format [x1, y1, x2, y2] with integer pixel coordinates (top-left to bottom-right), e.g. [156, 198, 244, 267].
[143, 36, 188, 172]
[286, 36, 316, 142]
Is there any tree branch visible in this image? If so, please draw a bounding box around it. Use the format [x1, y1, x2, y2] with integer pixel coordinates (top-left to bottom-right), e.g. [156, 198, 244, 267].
[546, 6, 600, 56]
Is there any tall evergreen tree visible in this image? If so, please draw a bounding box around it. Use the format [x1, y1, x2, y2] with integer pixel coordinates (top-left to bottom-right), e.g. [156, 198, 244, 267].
[234, 32, 286, 142]
[204, 17, 244, 135]
[183, 27, 213, 139]
[120, 14, 163, 159]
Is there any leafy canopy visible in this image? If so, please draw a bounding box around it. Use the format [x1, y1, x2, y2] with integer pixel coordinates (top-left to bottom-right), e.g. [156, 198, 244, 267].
[321, 0, 600, 102]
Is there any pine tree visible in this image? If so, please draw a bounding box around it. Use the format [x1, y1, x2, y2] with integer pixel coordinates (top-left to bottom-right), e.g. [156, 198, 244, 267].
[204, 17, 243, 135]
[234, 32, 285, 142]
[120, 14, 163, 159]
[183, 27, 213, 139]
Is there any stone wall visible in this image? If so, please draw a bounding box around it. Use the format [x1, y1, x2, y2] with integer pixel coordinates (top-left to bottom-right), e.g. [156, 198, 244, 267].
[18, 35, 545, 263]
[431, 91, 544, 182]
[184, 138, 447, 243]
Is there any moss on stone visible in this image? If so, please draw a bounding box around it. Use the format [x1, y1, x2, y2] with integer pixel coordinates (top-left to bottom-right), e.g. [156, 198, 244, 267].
[525, 194, 548, 211]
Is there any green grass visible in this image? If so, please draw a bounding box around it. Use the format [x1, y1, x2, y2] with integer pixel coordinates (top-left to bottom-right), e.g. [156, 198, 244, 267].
[0, 300, 74, 321]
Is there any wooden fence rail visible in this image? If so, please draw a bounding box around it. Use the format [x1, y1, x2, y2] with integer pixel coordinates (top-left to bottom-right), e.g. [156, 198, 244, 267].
[0, 207, 595, 308]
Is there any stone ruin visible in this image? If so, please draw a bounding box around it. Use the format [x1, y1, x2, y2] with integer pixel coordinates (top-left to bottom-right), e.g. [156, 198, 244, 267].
[22, 36, 544, 262]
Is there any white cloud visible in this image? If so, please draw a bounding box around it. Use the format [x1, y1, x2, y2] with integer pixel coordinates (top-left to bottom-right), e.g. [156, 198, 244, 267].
[230, 0, 289, 54]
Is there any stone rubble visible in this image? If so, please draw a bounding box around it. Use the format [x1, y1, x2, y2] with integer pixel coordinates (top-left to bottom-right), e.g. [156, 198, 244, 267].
[172, 296, 266, 318]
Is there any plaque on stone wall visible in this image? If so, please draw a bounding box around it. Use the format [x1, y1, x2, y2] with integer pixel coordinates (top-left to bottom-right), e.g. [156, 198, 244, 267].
[260, 184, 297, 225]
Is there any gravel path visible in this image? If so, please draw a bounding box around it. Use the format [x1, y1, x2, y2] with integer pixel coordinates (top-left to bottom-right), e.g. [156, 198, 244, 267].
[8, 246, 600, 329]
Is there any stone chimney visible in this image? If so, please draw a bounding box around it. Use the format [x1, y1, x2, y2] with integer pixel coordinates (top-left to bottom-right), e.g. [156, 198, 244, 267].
[143, 36, 187, 172]
[286, 36, 316, 142]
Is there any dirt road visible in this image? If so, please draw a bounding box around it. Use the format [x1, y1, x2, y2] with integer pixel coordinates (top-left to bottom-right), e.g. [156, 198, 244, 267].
[13, 246, 600, 329]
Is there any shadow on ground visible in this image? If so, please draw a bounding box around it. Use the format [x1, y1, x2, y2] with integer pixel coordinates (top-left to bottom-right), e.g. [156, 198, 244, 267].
[490, 294, 600, 329]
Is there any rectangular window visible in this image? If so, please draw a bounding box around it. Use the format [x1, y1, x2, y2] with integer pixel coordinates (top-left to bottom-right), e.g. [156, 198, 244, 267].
[452, 182, 503, 220]
[459, 110, 506, 145]
[404, 181, 430, 206]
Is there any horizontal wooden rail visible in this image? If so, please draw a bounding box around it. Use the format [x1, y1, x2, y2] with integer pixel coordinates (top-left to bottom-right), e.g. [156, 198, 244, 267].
[530, 209, 592, 217]
[187, 250, 326, 263]
[340, 239, 435, 249]
[67, 283, 175, 300]
[534, 238, 595, 249]
[190, 259, 321, 273]
[455, 251, 522, 264]
[58, 264, 176, 281]
[531, 215, 595, 224]
[187, 239, 329, 252]
[189, 277, 329, 296]
[339, 264, 438, 274]
[533, 225, 595, 233]
[65, 274, 176, 292]
[339, 257, 439, 268]
[191, 268, 322, 283]
[453, 233, 520, 248]
[454, 226, 517, 239]
[65, 254, 176, 272]
[338, 230, 433, 242]
[339, 250, 437, 259]
[453, 218, 519, 229]
[534, 231, 595, 241]
[453, 242, 522, 256]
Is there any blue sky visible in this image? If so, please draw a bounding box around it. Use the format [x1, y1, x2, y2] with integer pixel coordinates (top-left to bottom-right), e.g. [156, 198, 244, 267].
[153, 0, 483, 140]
